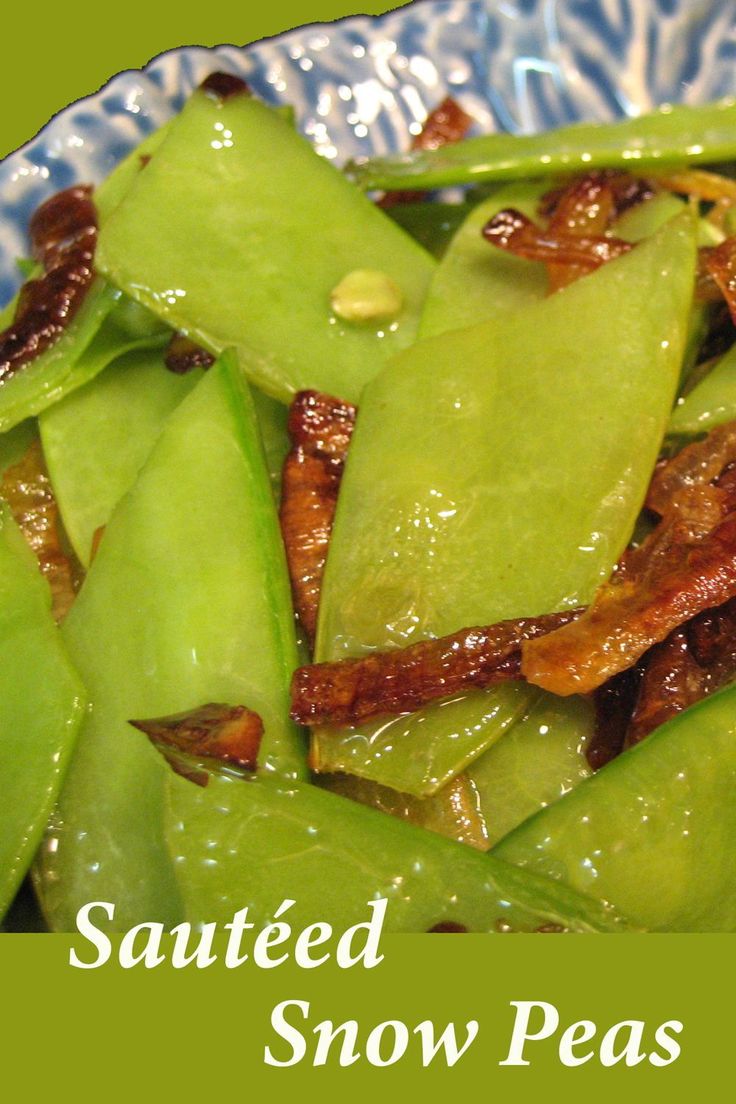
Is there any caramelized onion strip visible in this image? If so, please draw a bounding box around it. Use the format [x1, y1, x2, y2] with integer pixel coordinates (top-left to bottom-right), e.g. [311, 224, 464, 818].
[291, 609, 580, 728]
[545, 175, 616, 291]
[482, 207, 631, 275]
[1, 440, 78, 622]
[705, 237, 736, 323]
[279, 390, 356, 648]
[0, 185, 97, 383]
[379, 96, 473, 206]
[626, 598, 736, 746]
[130, 702, 263, 787]
[523, 423, 736, 696]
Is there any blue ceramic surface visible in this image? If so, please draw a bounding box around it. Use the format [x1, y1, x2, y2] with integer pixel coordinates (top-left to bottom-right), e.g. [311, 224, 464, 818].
[2, 0, 736, 304]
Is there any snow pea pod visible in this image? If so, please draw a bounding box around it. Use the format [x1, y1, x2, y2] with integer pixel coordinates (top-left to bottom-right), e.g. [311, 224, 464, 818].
[94, 122, 173, 225]
[419, 181, 548, 338]
[41, 352, 288, 567]
[351, 100, 736, 192]
[165, 770, 627, 932]
[97, 88, 435, 404]
[36, 351, 304, 931]
[467, 692, 593, 848]
[0, 278, 120, 433]
[0, 420, 35, 478]
[314, 215, 696, 796]
[494, 682, 736, 931]
[614, 192, 708, 387]
[94, 105, 294, 226]
[40, 348, 202, 566]
[385, 200, 478, 259]
[668, 341, 736, 436]
[0, 505, 85, 921]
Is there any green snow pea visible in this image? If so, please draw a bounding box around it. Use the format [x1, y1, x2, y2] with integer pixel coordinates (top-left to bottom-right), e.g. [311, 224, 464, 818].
[252, 387, 289, 499]
[313, 215, 696, 796]
[319, 770, 488, 850]
[668, 341, 736, 436]
[0, 278, 120, 434]
[494, 683, 736, 931]
[41, 350, 289, 567]
[0, 505, 86, 921]
[164, 769, 628, 932]
[385, 200, 478, 259]
[36, 351, 304, 931]
[40, 348, 203, 566]
[0, 420, 35, 477]
[94, 104, 296, 226]
[351, 100, 736, 192]
[97, 88, 435, 404]
[614, 192, 708, 387]
[614, 191, 686, 243]
[419, 181, 548, 338]
[94, 122, 174, 224]
[467, 692, 593, 848]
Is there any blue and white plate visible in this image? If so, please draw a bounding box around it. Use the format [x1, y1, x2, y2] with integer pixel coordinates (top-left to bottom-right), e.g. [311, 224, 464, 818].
[3, 0, 736, 304]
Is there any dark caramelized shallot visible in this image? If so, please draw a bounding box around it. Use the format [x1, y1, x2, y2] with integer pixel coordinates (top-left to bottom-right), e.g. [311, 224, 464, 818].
[704, 237, 736, 323]
[482, 207, 631, 281]
[290, 609, 580, 728]
[523, 422, 736, 696]
[538, 171, 653, 222]
[199, 72, 251, 101]
[410, 96, 474, 152]
[1, 441, 78, 622]
[378, 96, 473, 207]
[0, 185, 97, 384]
[130, 702, 263, 787]
[588, 664, 643, 771]
[164, 333, 215, 374]
[544, 173, 617, 292]
[280, 390, 356, 648]
[626, 598, 736, 746]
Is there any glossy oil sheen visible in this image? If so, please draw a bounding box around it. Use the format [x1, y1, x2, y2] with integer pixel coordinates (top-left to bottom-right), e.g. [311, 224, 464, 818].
[494, 683, 736, 931]
[37, 353, 304, 931]
[97, 91, 436, 404]
[319, 770, 489, 851]
[165, 771, 626, 932]
[314, 216, 696, 796]
[0, 506, 85, 920]
[468, 692, 593, 848]
[419, 181, 548, 339]
[41, 349, 203, 566]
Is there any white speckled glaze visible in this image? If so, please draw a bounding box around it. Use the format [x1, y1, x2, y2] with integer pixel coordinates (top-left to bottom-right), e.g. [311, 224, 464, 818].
[2, 0, 736, 304]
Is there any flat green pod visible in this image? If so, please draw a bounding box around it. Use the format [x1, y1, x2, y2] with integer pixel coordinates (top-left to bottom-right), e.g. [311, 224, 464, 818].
[97, 89, 435, 403]
[37, 352, 304, 931]
[352, 99, 736, 191]
[468, 693, 593, 848]
[41, 349, 203, 566]
[314, 215, 696, 796]
[0, 279, 120, 434]
[0, 506, 86, 921]
[165, 770, 627, 932]
[668, 341, 736, 436]
[0, 420, 35, 477]
[494, 684, 736, 931]
[419, 181, 548, 338]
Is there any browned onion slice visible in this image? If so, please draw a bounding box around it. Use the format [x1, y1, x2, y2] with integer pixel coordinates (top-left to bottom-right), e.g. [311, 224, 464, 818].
[280, 390, 356, 649]
[290, 609, 579, 728]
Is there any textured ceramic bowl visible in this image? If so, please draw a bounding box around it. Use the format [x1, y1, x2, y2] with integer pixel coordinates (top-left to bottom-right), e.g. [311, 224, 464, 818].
[2, 0, 736, 306]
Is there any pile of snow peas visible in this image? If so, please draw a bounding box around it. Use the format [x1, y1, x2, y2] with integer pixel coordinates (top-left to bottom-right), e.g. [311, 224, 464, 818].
[3, 77, 736, 934]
